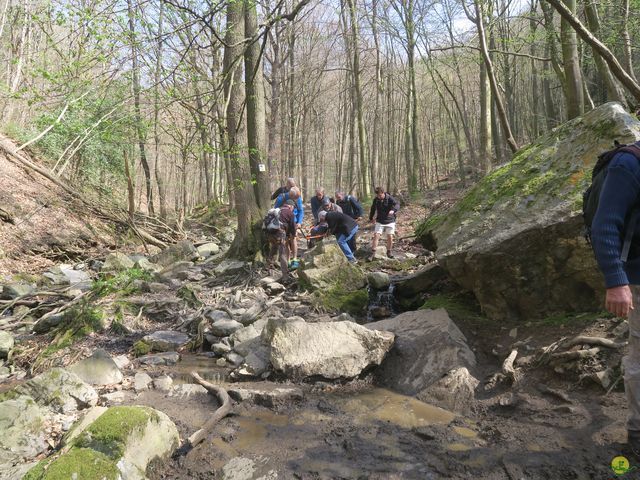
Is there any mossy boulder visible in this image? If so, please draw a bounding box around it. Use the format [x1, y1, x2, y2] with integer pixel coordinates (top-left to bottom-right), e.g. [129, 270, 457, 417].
[25, 406, 179, 480]
[151, 240, 198, 267]
[0, 395, 49, 465]
[415, 102, 640, 320]
[15, 368, 98, 414]
[299, 241, 367, 315]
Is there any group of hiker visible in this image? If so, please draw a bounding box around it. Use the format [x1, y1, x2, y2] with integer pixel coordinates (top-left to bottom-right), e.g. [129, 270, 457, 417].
[262, 177, 400, 280]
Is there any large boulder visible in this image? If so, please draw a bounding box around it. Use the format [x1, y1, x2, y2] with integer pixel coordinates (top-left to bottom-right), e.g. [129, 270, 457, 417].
[415, 102, 640, 320]
[269, 318, 394, 379]
[142, 331, 190, 352]
[367, 309, 476, 400]
[15, 368, 98, 414]
[24, 406, 179, 480]
[68, 349, 123, 386]
[152, 240, 198, 267]
[0, 395, 49, 466]
[299, 241, 367, 314]
[101, 253, 135, 273]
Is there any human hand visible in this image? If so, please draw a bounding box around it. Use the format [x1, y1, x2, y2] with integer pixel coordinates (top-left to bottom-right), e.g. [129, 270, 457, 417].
[606, 285, 634, 318]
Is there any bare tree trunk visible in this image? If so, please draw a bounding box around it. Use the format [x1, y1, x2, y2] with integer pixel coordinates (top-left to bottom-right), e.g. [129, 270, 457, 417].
[620, 0, 637, 83]
[345, 0, 370, 198]
[244, 0, 270, 209]
[223, 0, 261, 258]
[545, 0, 640, 102]
[127, 0, 154, 215]
[582, 0, 627, 105]
[465, 0, 518, 153]
[154, 0, 167, 218]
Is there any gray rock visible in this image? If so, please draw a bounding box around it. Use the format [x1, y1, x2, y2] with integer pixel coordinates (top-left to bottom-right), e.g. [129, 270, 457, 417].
[236, 344, 271, 378]
[205, 309, 232, 322]
[261, 316, 305, 344]
[135, 257, 162, 273]
[370, 246, 389, 260]
[16, 368, 97, 414]
[394, 264, 447, 298]
[153, 375, 173, 392]
[153, 240, 199, 267]
[216, 358, 227, 367]
[335, 313, 355, 323]
[100, 391, 132, 405]
[197, 242, 220, 258]
[225, 352, 245, 367]
[142, 330, 190, 352]
[228, 385, 304, 407]
[210, 319, 243, 337]
[43, 265, 91, 289]
[156, 261, 195, 281]
[33, 313, 65, 334]
[0, 283, 34, 300]
[415, 103, 640, 320]
[0, 331, 14, 358]
[0, 395, 49, 465]
[134, 372, 153, 392]
[420, 367, 479, 414]
[212, 342, 232, 355]
[214, 259, 247, 276]
[269, 319, 394, 380]
[138, 352, 180, 366]
[112, 355, 131, 370]
[230, 325, 260, 347]
[101, 252, 135, 272]
[238, 304, 264, 326]
[68, 349, 123, 386]
[170, 384, 208, 398]
[367, 272, 391, 290]
[298, 241, 365, 291]
[367, 309, 476, 399]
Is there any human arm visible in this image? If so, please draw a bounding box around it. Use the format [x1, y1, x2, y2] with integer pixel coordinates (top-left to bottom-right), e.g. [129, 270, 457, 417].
[369, 201, 376, 222]
[389, 195, 400, 216]
[271, 187, 285, 200]
[274, 194, 284, 208]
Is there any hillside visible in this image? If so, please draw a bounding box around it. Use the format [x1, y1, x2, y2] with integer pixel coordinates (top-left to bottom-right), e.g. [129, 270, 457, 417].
[0, 134, 117, 277]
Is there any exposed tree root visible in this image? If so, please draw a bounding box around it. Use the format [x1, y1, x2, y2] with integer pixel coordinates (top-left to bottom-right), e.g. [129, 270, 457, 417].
[564, 335, 626, 349]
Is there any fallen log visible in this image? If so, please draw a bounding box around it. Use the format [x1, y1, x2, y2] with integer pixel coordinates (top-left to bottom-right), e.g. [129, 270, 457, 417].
[184, 371, 232, 449]
[564, 335, 626, 349]
[502, 349, 521, 384]
[550, 347, 601, 363]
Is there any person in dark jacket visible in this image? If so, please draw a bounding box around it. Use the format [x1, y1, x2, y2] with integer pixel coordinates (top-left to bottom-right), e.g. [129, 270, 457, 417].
[335, 191, 364, 220]
[318, 210, 358, 263]
[274, 187, 304, 269]
[271, 177, 296, 200]
[591, 141, 640, 456]
[265, 201, 296, 280]
[368, 186, 400, 259]
[310, 187, 327, 223]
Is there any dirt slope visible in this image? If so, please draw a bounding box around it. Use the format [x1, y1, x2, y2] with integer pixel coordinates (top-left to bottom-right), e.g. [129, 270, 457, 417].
[0, 134, 116, 277]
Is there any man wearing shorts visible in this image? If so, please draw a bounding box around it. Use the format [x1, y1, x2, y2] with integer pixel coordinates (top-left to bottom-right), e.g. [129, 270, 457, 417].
[368, 186, 400, 260]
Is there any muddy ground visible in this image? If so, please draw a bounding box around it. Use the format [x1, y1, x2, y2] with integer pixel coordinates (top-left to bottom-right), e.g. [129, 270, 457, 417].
[4, 187, 637, 480]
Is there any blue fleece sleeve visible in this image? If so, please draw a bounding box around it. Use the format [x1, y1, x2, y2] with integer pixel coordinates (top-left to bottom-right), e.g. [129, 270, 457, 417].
[592, 152, 640, 288]
[274, 194, 284, 208]
[295, 198, 304, 224]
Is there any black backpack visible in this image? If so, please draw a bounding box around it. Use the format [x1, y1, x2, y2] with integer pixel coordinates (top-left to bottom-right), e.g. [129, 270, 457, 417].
[262, 208, 281, 232]
[582, 141, 640, 260]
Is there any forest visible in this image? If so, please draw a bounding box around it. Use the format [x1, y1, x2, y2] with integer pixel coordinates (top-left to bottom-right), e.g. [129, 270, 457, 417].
[2, 0, 639, 243]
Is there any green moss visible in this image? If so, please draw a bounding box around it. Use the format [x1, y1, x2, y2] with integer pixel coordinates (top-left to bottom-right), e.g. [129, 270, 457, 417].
[315, 288, 369, 315]
[133, 340, 151, 357]
[23, 448, 119, 480]
[75, 406, 157, 459]
[92, 268, 152, 297]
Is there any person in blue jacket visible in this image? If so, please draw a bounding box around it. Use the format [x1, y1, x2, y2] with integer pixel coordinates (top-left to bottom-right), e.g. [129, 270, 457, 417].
[592, 140, 640, 456]
[274, 186, 304, 268]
